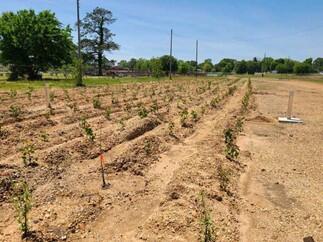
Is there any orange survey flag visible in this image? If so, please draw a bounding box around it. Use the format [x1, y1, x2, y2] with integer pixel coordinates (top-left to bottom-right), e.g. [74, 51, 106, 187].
[100, 153, 105, 165]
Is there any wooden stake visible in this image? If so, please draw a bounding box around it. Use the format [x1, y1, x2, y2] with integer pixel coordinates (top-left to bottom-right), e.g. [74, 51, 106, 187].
[99, 117, 109, 189]
[287, 91, 294, 119]
[100, 154, 108, 189]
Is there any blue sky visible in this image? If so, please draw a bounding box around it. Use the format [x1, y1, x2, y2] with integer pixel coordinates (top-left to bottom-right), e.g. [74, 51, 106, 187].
[1, 0, 323, 63]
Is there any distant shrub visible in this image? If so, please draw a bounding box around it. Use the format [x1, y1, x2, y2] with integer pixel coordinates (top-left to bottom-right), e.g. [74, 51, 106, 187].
[293, 63, 313, 74]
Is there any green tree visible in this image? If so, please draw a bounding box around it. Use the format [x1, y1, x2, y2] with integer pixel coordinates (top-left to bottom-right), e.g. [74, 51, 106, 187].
[150, 58, 164, 78]
[304, 58, 313, 65]
[313, 58, 323, 72]
[0, 10, 74, 80]
[222, 62, 234, 73]
[293, 62, 312, 74]
[160, 55, 178, 75]
[261, 57, 274, 72]
[234, 60, 247, 74]
[118, 60, 128, 68]
[80, 7, 119, 76]
[201, 59, 213, 72]
[276, 63, 289, 73]
[284, 59, 295, 73]
[246, 60, 261, 74]
[128, 58, 137, 71]
[134, 58, 150, 72]
[217, 58, 236, 73]
[177, 60, 190, 74]
[275, 58, 285, 64]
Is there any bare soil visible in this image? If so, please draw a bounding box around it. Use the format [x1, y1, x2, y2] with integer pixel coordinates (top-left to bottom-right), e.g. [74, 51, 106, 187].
[0, 77, 246, 242]
[239, 78, 323, 242]
[1, 77, 321, 242]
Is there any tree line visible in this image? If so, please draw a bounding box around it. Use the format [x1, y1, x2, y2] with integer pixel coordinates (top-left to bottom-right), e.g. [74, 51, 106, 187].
[118, 56, 323, 76]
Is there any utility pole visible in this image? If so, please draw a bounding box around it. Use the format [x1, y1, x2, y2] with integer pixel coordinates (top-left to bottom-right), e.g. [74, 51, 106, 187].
[169, 29, 173, 80]
[195, 40, 199, 80]
[76, 0, 83, 86]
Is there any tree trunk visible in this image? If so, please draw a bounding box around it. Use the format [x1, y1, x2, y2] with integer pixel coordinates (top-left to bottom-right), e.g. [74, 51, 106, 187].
[98, 51, 103, 76]
[8, 65, 19, 81]
[98, 18, 104, 76]
[27, 67, 42, 80]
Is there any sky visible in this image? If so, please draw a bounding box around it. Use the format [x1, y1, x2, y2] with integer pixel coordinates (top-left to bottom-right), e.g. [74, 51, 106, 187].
[1, 0, 323, 63]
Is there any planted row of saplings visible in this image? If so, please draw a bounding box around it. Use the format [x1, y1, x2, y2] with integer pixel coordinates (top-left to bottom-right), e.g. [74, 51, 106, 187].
[0, 77, 222, 113]
[6, 81, 236, 240]
[3, 76, 221, 124]
[197, 79, 251, 242]
[0, 85, 217, 162]
[31, 85, 222, 165]
[60, 81, 222, 132]
[1, 80, 230, 163]
[9, 77, 220, 111]
[5, 80, 227, 162]
[0, 83, 197, 126]
[16, 80, 227, 169]
[196, 82, 243, 242]
[0, 86, 181, 140]
[219, 78, 252, 196]
[105, 90, 234, 175]
[5, 117, 162, 237]
[0, 85, 145, 124]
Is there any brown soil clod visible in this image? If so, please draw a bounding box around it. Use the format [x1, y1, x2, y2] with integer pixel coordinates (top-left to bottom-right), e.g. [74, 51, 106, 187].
[44, 148, 71, 165]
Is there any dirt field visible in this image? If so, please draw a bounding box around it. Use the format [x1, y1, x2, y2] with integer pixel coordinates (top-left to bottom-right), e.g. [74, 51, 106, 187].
[239, 78, 323, 242]
[0, 77, 248, 241]
[0, 76, 321, 242]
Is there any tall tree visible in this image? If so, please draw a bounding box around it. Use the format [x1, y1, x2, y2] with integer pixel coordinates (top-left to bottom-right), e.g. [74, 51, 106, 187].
[0, 10, 74, 80]
[313, 58, 323, 72]
[80, 7, 119, 76]
[128, 58, 137, 71]
[150, 58, 164, 78]
[201, 59, 213, 72]
[293, 62, 313, 74]
[160, 55, 178, 74]
[234, 60, 247, 74]
[217, 58, 236, 73]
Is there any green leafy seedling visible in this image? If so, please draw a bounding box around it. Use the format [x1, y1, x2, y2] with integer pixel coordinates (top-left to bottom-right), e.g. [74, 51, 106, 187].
[13, 181, 32, 239]
[21, 143, 38, 167]
[79, 118, 95, 142]
[9, 105, 22, 119]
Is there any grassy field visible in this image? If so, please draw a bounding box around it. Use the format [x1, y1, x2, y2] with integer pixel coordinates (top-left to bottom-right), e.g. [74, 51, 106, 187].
[263, 73, 323, 83]
[0, 73, 322, 91]
[0, 76, 167, 90]
[0, 75, 223, 90]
